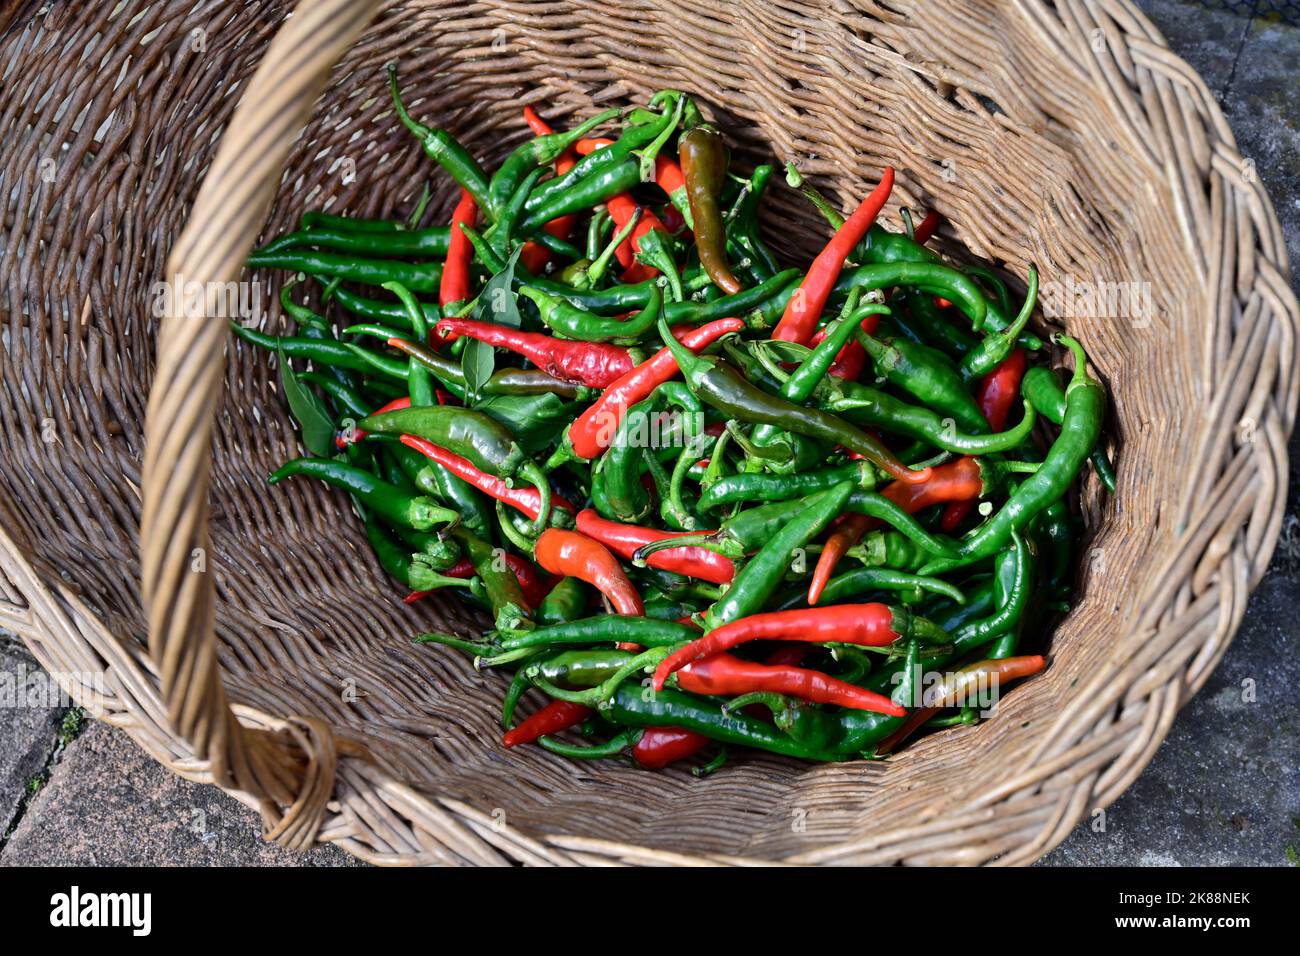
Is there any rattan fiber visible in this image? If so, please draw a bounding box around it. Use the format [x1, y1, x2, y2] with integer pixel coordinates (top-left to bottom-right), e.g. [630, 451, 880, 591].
[0, 0, 1295, 865]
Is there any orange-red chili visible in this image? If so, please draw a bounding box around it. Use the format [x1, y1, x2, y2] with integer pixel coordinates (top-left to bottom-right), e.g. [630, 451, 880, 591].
[575, 509, 734, 585]
[534, 528, 644, 616]
[673, 652, 905, 716]
[440, 188, 478, 310]
[434, 316, 633, 388]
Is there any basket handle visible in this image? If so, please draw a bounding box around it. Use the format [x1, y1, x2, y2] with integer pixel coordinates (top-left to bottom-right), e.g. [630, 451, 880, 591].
[141, 0, 383, 848]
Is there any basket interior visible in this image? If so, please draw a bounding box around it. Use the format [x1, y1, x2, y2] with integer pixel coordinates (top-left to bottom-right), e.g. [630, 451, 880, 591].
[0, 0, 1216, 859]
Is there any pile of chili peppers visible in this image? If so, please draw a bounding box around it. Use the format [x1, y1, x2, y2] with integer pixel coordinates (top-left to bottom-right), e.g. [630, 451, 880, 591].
[241, 73, 1114, 771]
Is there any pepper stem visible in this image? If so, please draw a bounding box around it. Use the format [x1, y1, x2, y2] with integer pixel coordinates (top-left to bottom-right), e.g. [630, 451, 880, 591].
[538, 730, 641, 760]
[388, 65, 433, 142]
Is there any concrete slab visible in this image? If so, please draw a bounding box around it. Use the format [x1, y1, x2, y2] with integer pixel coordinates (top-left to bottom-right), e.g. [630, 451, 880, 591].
[0, 634, 64, 839]
[0, 720, 363, 867]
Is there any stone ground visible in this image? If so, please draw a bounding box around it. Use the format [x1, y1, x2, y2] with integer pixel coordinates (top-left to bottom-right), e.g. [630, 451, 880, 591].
[1, 0, 1297, 867]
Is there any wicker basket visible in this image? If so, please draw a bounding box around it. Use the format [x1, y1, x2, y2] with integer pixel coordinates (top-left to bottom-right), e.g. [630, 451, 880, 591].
[1, 0, 1294, 866]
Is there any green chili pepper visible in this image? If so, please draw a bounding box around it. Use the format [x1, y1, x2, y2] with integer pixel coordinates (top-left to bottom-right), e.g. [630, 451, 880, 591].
[269, 458, 458, 531]
[520, 284, 664, 343]
[857, 332, 989, 434]
[1022, 364, 1117, 493]
[515, 159, 642, 239]
[697, 459, 877, 512]
[247, 249, 442, 294]
[705, 481, 854, 628]
[357, 405, 552, 536]
[823, 381, 1037, 456]
[922, 336, 1103, 574]
[363, 511, 473, 592]
[488, 108, 619, 214]
[389, 67, 492, 213]
[959, 266, 1037, 382]
[536, 577, 589, 626]
[257, 224, 452, 259]
[494, 616, 699, 654]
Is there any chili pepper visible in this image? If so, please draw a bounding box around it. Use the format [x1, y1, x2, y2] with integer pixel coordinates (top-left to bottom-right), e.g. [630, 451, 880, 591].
[950, 531, 1034, 646]
[434, 316, 633, 388]
[488, 108, 618, 216]
[389, 67, 492, 213]
[299, 371, 371, 418]
[518, 105, 582, 272]
[677, 125, 741, 294]
[328, 283, 440, 328]
[231, 324, 390, 374]
[771, 168, 894, 343]
[631, 727, 709, 769]
[857, 332, 989, 433]
[514, 158, 643, 239]
[268, 459, 458, 531]
[750, 302, 890, 460]
[696, 459, 877, 512]
[821, 380, 1036, 455]
[606, 684, 844, 761]
[574, 509, 733, 585]
[921, 336, 1104, 573]
[399, 435, 572, 526]
[592, 398, 659, 524]
[451, 526, 531, 626]
[494, 615, 698, 656]
[672, 653, 905, 716]
[1022, 364, 1117, 493]
[381, 437, 493, 539]
[807, 456, 1017, 603]
[874, 655, 1046, 755]
[518, 283, 664, 345]
[657, 315, 925, 484]
[940, 348, 1027, 532]
[489, 166, 548, 255]
[536, 576, 589, 625]
[655, 601, 945, 686]
[726, 164, 780, 281]
[533, 529, 644, 616]
[702, 482, 854, 629]
[247, 246, 444, 293]
[800, 566, 966, 607]
[363, 510, 473, 593]
[502, 699, 593, 748]
[897, 290, 978, 358]
[358, 404, 553, 536]
[666, 268, 801, 328]
[257, 223, 452, 260]
[912, 209, 940, 245]
[402, 557, 475, 604]
[438, 189, 478, 310]
[561, 317, 743, 461]
[300, 210, 403, 233]
[960, 267, 1037, 382]
[387, 337, 593, 401]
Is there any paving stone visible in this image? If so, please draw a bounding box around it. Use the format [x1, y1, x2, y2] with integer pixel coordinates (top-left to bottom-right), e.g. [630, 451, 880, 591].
[1041, 0, 1300, 866]
[0, 720, 364, 867]
[0, 633, 64, 838]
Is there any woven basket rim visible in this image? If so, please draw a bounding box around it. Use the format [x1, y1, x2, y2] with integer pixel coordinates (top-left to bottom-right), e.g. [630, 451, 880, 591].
[3, 0, 1296, 865]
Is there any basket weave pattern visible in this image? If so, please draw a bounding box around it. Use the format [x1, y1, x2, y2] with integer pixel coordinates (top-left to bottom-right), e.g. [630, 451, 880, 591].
[0, 0, 1295, 865]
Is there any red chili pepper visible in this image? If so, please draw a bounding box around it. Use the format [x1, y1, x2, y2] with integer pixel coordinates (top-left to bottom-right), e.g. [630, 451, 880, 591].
[433, 317, 633, 388]
[440, 188, 477, 310]
[772, 167, 894, 344]
[502, 552, 558, 609]
[575, 509, 734, 584]
[534, 528, 644, 616]
[874, 655, 1046, 755]
[912, 209, 941, 245]
[940, 348, 1027, 531]
[631, 726, 709, 769]
[400, 434, 573, 522]
[808, 457, 987, 604]
[655, 603, 908, 689]
[568, 317, 743, 459]
[401, 557, 474, 604]
[520, 105, 579, 273]
[673, 652, 905, 716]
[764, 643, 812, 667]
[337, 396, 411, 448]
[503, 699, 593, 748]
[809, 310, 881, 381]
[606, 193, 672, 275]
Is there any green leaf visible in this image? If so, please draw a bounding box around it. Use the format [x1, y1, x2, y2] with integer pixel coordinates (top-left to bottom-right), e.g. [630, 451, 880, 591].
[474, 393, 577, 454]
[277, 345, 336, 458]
[461, 337, 495, 404]
[472, 245, 523, 329]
